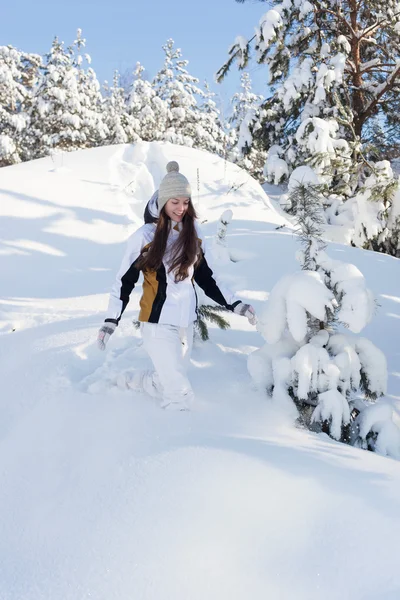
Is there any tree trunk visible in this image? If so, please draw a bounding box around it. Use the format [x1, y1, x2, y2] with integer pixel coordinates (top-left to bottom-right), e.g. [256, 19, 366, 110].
[349, 0, 363, 139]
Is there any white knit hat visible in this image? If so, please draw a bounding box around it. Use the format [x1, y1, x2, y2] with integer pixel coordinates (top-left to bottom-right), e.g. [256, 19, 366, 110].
[158, 161, 191, 212]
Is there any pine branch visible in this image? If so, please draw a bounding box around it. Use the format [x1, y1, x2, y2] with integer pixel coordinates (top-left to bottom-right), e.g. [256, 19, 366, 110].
[215, 36, 256, 83]
[194, 318, 209, 342]
[313, 4, 357, 36]
[205, 311, 231, 329]
[194, 304, 231, 342]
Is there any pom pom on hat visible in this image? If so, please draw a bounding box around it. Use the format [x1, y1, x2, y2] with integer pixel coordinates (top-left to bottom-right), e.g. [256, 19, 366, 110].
[166, 161, 179, 173]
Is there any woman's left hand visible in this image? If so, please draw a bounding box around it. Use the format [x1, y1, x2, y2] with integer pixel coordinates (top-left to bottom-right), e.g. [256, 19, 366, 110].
[233, 302, 257, 326]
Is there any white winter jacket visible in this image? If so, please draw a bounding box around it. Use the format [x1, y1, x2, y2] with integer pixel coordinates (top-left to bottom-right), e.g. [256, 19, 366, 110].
[105, 222, 239, 328]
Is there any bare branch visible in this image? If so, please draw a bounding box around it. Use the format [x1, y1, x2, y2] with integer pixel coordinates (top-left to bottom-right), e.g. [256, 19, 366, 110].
[360, 64, 400, 125]
[358, 11, 400, 40]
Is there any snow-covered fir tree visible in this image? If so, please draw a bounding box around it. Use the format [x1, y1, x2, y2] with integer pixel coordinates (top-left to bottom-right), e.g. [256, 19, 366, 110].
[127, 62, 167, 142]
[18, 51, 42, 162]
[218, 0, 400, 253]
[0, 46, 27, 166]
[72, 29, 108, 149]
[326, 160, 398, 253]
[28, 37, 86, 158]
[194, 81, 227, 156]
[153, 38, 205, 147]
[0, 46, 40, 166]
[228, 71, 266, 180]
[104, 70, 139, 145]
[248, 182, 400, 458]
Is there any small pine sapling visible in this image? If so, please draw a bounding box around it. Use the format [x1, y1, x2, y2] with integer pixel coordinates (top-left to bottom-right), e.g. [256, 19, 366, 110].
[249, 182, 400, 458]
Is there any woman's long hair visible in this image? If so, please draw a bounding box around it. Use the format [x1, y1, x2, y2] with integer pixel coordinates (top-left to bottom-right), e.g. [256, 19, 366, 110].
[140, 200, 199, 282]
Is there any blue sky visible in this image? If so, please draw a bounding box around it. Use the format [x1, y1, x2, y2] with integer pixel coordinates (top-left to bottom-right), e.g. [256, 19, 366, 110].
[1, 0, 268, 107]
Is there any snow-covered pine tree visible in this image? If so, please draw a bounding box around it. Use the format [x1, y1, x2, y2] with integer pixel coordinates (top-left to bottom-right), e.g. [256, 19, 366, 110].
[103, 70, 139, 145]
[127, 62, 167, 142]
[195, 81, 227, 157]
[18, 51, 42, 162]
[218, 0, 400, 252]
[0, 46, 40, 166]
[228, 71, 266, 180]
[341, 160, 398, 253]
[384, 183, 400, 257]
[119, 68, 136, 97]
[28, 36, 86, 158]
[153, 38, 205, 148]
[71, 29, 108, 149]
[0, 45, 26, 166]
[248, 182, 400, 458]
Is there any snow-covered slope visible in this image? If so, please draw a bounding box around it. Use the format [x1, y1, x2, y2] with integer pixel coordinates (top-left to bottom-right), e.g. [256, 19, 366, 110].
[1, 142, 400, 600]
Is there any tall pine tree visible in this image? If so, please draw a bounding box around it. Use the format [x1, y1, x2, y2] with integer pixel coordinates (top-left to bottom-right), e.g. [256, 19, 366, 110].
[28, 37, 85, 158]
[0, 46, 40, 166]
[218, 0, 400, 251]
[104, 70, 139, 145]
[229, 71, 266, 180]
[194, 81, 228, 156]
[72, 29, 108, 149]
[153, 39, 205, 147]
[127, 62, 167, 142]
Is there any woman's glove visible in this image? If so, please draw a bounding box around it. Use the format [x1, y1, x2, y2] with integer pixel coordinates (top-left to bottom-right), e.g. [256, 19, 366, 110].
[233, 302, 257, 326]
[97, 322, 117, 350]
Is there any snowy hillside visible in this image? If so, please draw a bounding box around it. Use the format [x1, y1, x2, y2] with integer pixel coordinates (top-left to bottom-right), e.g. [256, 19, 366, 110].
[1, 142, 400, 600]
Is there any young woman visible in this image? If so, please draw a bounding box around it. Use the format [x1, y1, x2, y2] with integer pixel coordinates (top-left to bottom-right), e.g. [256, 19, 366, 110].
[97, 161, 256, 410]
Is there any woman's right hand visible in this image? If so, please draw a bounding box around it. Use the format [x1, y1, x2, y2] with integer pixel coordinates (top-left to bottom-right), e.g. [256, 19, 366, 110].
[97, 322, 117, 350]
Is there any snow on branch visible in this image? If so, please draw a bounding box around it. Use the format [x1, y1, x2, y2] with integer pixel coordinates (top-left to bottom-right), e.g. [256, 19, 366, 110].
[356, 403, 400, 458]
[261, 271, 335, 344]
[316, 250, 375, 333]
[312, 389, 350, 440]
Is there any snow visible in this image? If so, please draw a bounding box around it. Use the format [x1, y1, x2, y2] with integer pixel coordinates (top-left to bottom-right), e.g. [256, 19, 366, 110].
[0, 134, 17, 159]
[299, 0, 313, 18]
[260, 9, 283, 45]
[292, 342, 330, 400]
[358, 403, 400, 458]
[212, 210, 234, 264]
[337, 35, 351, 54]
[347, 161, 394, 248]
[317, 250, 375, 333]
[288, 165, 319, 190]
[388, 182, 400, 228]
[234, 36, 248, 68]
[295, 118, 348, 171]
[355, 337, 388, 397]
[312, 389, 351, 440]
[264, 145, 289, 184]
[1, 141, 400, 599]
[260, 270, 336, 344]
[279, 57, 313, 107]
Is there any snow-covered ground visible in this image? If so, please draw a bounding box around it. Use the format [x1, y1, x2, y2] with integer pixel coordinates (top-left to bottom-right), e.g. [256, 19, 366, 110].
[1, 142, 400, 600]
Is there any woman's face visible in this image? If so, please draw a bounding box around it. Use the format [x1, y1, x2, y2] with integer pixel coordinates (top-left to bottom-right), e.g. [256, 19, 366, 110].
[165, 197, 190, 222]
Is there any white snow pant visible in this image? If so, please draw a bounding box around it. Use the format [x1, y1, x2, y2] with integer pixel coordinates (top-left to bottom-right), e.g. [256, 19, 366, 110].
[140, 322, 194, 409]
